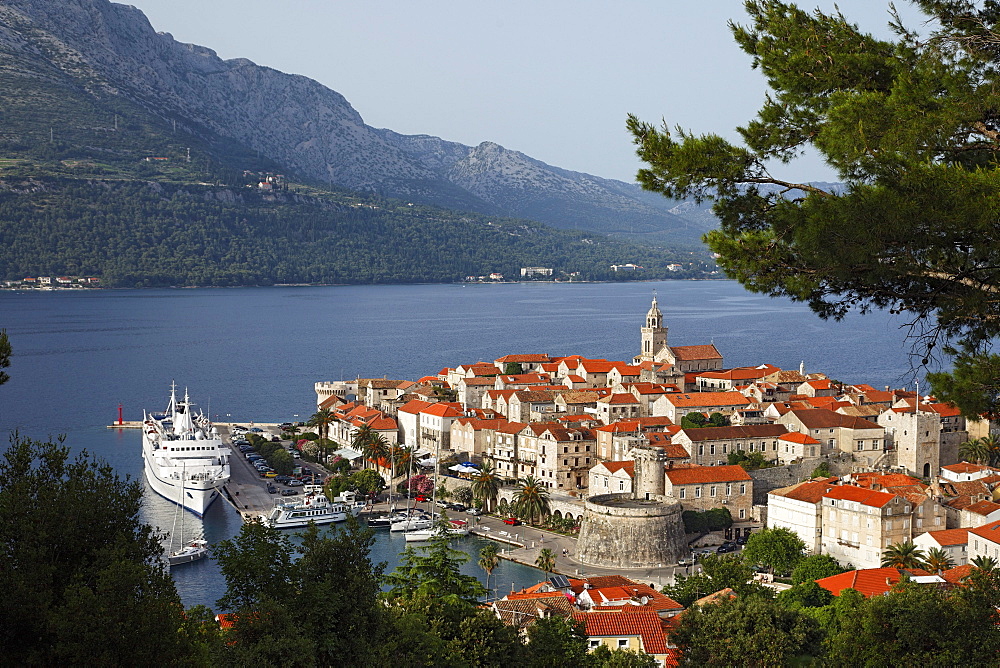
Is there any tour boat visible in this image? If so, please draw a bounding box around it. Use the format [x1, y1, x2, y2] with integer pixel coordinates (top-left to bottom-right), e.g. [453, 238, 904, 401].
[404, 519, 470, 542]
[142, 383, 230, 517]
[264, 490, 363, 530]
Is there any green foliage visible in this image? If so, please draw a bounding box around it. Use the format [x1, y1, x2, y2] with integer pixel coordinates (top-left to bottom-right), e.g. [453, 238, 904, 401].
[523, 616, 590, 668]
[811, 461, 832, 478]
[681, 507, 733, 534]
[777, 580, 834, 610]
[452, 484, 473, 505]
[672, 595, 822, 666]
[512, 476, 550, 524]
[708, 412, 730, 427]
[214, 518, 388, 665]
[680, 412, 707, 429]
[471, 463, 501, 513]
[665, 554, 770, 607]
[535, 548, 557, 573]
[352, 468, 386, 500]
[727, 450, 773, 470]
[268, 448, 294, 476]
[742, 527, 807, 576]
[823, 573, 1000, 666]
[0, 436, 197, 664]
[589, 645, 659, 668]
[881, 541, 927, 569]
[792, 554, 845, 585]
[628, 0, 1000, 419]
[502, 362, 524, 375]
[383, 534, 486, 606]
[0, 329, 10, 386]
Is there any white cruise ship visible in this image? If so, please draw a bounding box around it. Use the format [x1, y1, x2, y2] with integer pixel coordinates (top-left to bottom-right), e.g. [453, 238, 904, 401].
[141, 383, 230, 517]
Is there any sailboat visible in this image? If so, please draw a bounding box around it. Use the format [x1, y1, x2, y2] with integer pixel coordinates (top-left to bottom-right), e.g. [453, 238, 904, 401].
[167, 461, 208, 567]
[404, 436, 468, 542]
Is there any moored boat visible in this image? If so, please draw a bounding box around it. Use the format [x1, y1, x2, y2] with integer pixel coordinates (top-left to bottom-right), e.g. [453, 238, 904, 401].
[264, 490, 363, 530]
[142, 383, 230, 517]
[168, 538, 209, 566]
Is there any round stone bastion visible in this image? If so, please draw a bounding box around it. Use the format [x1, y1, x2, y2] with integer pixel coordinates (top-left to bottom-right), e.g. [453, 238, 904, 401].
[575, 494, 687, 569]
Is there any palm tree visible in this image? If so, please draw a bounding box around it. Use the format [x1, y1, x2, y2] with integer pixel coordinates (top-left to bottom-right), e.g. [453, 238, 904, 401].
[513, 476, 551, 525]
[351, 424, 375, 469]
[923, 547, 955, 574]
[363, 433, 390, 473]
[972, 555, 998, 572]
[960, 438, 990, 465]
[881, 541, 927, 569]
[981, 434, 1000, 467]
[535, 547, 556, 573]
[478, 543, 500, 601]
[471, 462, 501, 513]
[307, 408, 336, 463]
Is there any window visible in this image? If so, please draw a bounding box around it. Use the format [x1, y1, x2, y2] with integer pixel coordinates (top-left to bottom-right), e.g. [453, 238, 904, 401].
[726, 484, 732, 496]
[619, 480, 625, 491]
[589, 640, 600, 648]
[710, 486, 717, 497]
[679, 488, 686, 499]
[695, 487, 702, 498]
[739, 508, 746, 519]
[618, 639, 628, 648]
[740, 483, 746, 494]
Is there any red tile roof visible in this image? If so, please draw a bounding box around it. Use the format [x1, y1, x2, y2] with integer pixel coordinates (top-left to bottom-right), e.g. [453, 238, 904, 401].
[920, 528, 969, 547]
[965, 500, 1000, 517]
[940, 564, 975, 584]
[663, 392, 750, 408]
[823, 485, 897, 508]
[970, 520, 1000, 544]
[816, 568, 930, 597]
[572, 610, 670, 655]
[495, 353, 551, 364]
[779, 432, 821, 445]
[398, 399, 435, 415]
[665, 465, 752, 485]
[677, 424, 786, 441]
[671, 344, 723, 361]
[770, 479, 837, 504]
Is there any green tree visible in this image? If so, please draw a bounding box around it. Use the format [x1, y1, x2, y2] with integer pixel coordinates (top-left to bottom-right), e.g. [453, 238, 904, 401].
[513, 475, 550, 525]
[383, 533, 486, 606]
[923, 547, 956, 574]
[268, 447, 294, 476]
[959, 438, 989, 465]
[307, 408, 335, 443]
[791, 553, 845, 585]
[478, 543, 500, 601]
[972, 554, 998, 572]
[672, 595, 821, 666]
[825, 574, 1000, 666]
[471, 462, 502, 512]
[214, 519, 297, 612]
[535, 547, 556, 573]
[627, 0, 1000, 419]
[523, 616, 590, 668]
[811, 461, 832, 478]
[708, 412, 730, 427]
[0, 328, 10, 386]
[351, 468, 386, 500]
[777, 579, 834, 610]
[665, 554, 769, 606]
[0, 436, 198, 664]
[681, 412, 708, 429]
[881, 541, 927, 569]
[742, 526, 807, 575]
[589, 645, 658, 668]
[503, 361, 524, 375]
[452, 484, 473, 505]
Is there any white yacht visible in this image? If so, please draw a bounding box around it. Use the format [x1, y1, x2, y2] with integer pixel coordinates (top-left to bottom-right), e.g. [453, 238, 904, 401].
[142, 383, 230, 517]
[390, 514, 434, 532]
[404, 519, 471, 542]
[264, 490, 363, 530]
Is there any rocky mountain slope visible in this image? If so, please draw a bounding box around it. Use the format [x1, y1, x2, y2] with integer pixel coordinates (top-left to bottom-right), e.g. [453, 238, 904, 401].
[0, 0, 710, 247]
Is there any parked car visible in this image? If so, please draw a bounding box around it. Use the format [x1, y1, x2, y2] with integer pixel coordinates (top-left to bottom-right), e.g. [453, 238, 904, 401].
[286, 479, 304, 487]
[270, 435, 281, 442]
[435, 499, 450, 508]
[716, 542, 738, 554]
[266, 484, 277, 494]
[677, 555, 695, 567]
[250, 427, 264, 433]
[503, 517, 521, 526]
[280, 422, 293, 429]
[274, 475, 291, 484]
[466, 508, 481, 516]
[414, 494, 429, 502]
[281, 489, 298, 496]
[735, 534, 749, 546]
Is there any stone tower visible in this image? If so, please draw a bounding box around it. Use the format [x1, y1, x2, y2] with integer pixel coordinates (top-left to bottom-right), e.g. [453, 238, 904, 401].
[576, 444, 687, 569]
[632, 444, 666, 500]
[638, 296, 668, 362]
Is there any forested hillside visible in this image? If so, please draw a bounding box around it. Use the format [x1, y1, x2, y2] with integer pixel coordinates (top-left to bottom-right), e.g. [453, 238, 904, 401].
[0, 176, 708, 287]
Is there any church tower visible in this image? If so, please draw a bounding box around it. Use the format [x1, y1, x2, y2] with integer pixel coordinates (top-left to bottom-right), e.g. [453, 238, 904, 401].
[639, 296, 668, 362]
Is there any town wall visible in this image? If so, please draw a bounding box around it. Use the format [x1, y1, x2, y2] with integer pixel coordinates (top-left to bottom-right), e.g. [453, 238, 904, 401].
[748, 453, 855, 505]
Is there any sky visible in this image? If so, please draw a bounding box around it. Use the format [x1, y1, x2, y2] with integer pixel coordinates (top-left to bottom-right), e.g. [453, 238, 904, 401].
[125, 1, 927, 184]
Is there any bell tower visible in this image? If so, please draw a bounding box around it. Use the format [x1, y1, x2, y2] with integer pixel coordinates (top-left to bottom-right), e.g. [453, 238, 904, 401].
[639, 296, 668, 362]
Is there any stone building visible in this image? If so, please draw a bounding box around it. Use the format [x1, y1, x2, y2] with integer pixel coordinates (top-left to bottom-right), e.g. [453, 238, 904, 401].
[633, 297, 724, 372]
[767, 478, 838, 554]
[664, 465, 753, 521]
[671, 424, 787, 467]
[820, 486, 946, 570]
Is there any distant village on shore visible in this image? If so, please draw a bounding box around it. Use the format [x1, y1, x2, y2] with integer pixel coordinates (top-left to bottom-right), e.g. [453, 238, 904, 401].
[302, 297, 996, 662]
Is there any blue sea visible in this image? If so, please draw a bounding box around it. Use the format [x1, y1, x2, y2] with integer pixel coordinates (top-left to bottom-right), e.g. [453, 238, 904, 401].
[0, 280, 929, 608]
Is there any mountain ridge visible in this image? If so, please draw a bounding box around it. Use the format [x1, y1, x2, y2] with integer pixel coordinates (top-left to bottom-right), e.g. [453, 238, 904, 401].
[0, 0, 709, 246]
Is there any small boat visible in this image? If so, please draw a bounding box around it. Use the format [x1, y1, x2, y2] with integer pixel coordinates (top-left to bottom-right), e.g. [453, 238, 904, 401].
[404, 519, 470, 542]
[368, 511, 410, 528]
[390, 515, 434, 532]
[168, 538, 209, 566]
[264, 490, 363, 530]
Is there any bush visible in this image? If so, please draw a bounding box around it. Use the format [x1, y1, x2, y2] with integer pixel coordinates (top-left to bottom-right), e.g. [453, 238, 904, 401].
[683, 507, 733, 533]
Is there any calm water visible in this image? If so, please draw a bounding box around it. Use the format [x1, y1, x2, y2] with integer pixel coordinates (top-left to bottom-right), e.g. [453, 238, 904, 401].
[0, 280, 928, 608]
